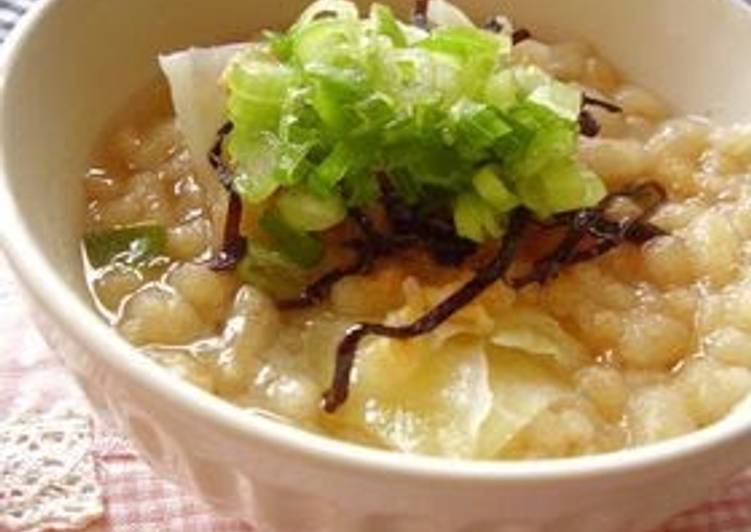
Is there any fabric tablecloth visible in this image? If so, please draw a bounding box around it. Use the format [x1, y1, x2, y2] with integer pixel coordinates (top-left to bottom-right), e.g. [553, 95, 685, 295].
[2, 1, 751, 531]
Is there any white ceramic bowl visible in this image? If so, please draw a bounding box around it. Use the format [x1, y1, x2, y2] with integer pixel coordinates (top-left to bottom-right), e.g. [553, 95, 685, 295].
[2, 1, 751, 531]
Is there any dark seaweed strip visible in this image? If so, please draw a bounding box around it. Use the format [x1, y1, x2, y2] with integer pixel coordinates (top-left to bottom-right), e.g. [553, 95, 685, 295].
[482, 19, 531, 45]
[276, 190, 427, 310]
[483, 17, 505, 33]
[209, 191, 247, 271]
[207, 122, 248, 271]
[583, 94, 623, 114]
[283, 175, 477, 310]
[208, 122, 235, 191]
[513, 215, 609, 287]
[418, 217, 478, 266]
[578, 109, 601, 137]
[378, 174, 414, 233]
[564, 219, 664, 266]
[414, 0, 429, 16]
[311, 10, 338, 21]
[579, 94, 622, 137]
[596, 182, 668, 245]
[513, 182, 667, 287]
[548, 182, 666, 229]
[413, 0, 430, 30]
[512, 28, 532, 45]
[513, 209, 599, 287]
[601, 181, 666, 218]
[622, 221, 665, 243]
[349, 207, 383, 244]
[322, 209, 531, 412]
[379, 175, 477, 266]
[529, 218, 665, 275]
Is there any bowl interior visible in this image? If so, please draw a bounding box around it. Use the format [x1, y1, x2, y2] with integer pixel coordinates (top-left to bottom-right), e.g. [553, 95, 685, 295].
[1, 0, 751, 470]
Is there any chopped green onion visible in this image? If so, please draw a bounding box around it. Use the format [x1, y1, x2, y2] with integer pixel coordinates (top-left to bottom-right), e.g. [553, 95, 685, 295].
[528, 80, 582, 122]
[453, 192, 502, 242]
[237, 242, 308, 300]
[263, 31, 294, 62]
[230, 132, 283, 202]
[417, 27, 508, 97]
[340, 167, 380, 206]
[472, 165, 519, 212]
[307, 64, 368, 133]
[84, 224, 166, 268]
[484, 70, 518, 112]
[259, 209, 325, 268]
[449, 99, 512, 160]
[512, 65, 551, 95]
[353, 93, 397, 136]
[541, 161, 606, 212]
[294, 0, 360, 28]
[517, 161, 606, 217]
[502, 102, 578, 180]
[225, 51, 293, 132]
[224, 0, 604, 245]
[292, 19, 359, 66]
[371, 4, 407, 47]
[277, 186, 347, 232]
[309, 141, 362, 195]
[418, 26, 505, 60]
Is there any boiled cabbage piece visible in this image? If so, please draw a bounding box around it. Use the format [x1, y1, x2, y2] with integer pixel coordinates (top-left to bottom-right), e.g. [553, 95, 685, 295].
[328, 337, 493, 458]
[159, 43, 247, 180]
[319, 278, 582, 458]
[326, 330, 573, 458]
[490, 307, 589, 371]
[159, 43, 248, 244]
[476, 347, 570, 458]
[426, 0, 476, 28]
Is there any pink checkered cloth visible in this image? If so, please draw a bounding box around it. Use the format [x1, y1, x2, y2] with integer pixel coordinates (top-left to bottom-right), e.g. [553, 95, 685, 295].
[1, 258, 751, 532]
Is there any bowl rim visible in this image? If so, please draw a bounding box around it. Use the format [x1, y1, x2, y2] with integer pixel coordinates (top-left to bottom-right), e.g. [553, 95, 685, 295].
[2, 0, 751, 484]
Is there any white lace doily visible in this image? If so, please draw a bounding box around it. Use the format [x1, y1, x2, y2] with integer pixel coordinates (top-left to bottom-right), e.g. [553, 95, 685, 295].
[0, 404, 104, 532]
